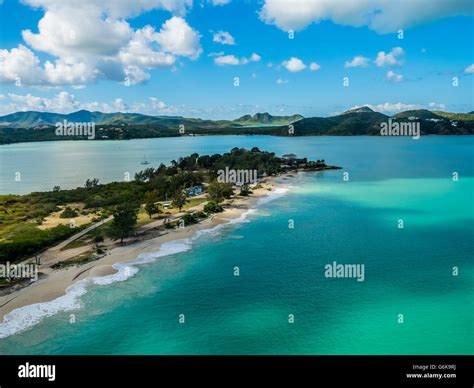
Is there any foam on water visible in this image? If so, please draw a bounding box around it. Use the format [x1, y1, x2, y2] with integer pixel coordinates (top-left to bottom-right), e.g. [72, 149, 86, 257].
[0, 186, 290, 339]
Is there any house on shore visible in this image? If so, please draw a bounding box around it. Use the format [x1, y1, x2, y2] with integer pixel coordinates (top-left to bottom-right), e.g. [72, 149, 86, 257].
[186, 185, 203, 196]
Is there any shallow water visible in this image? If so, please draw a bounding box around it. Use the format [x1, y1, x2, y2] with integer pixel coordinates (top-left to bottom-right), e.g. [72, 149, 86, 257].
[0, 136, 472, 354]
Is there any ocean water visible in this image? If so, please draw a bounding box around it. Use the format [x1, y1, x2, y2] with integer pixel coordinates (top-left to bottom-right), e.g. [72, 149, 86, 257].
[1, 135, 472, 194]
[0, 136, 472, 354]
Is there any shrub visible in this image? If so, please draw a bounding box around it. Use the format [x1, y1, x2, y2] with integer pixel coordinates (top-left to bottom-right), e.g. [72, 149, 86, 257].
[164, 222, 175, 229]
[203, 201, 223, 213]
[239, 184, 252, 197]
[60, 207, 79, 218]
[93, 235, 104, 245]
[181, 213, 198, 226]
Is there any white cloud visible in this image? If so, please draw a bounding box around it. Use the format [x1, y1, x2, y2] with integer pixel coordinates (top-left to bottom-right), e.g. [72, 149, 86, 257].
[0, 45, 99, 86]
[213, 30, 236, 45]
[214, 55, 240, 65]
[309, 62, 320, 71]
[21, 0, 193, 18]
[0, 92, 310, 119]
[349, 102, 446, 114]
[250, 53, 261, 62]
[43, 60, 98, 85]
[5, 91, 80, 113]
[210, 0, 231, 5]
[0, 2, 201, 87]
[428, 102, 446, 110]
[214, 52, 261, 66]
[123, 65, 151, 85]
[149, 97, 167, 110]
[276, 78, 288, 84]
[345, 55, 369, 68]
[119, 26, 176, 68]
[0, 45, 44, 85]
[282, 57, 306, 72]
[464, 64, 474, 74]
[386, 70, 403, 82]
[375, 47, 404, 67]
[258, 0, 473, 34]
[0, 91, 178, 115]
[154, 17, 202, 59]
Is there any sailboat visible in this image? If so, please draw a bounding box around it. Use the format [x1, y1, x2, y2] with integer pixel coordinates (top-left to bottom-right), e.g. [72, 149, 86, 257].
[141, 155, 150, 165]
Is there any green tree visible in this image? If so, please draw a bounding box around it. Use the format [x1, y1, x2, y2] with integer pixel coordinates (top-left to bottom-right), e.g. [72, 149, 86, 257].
[108, 204, 138, 243]
[145, 202, 160, 219]
[85, 178, 99, 189]
[208, 181, 233, 203]
[172, 190, 187, 212]
[93, 234, 104, 247]
[144, 190, 161, 219]
[203, 201, 223, 213]
[239, 184, 252, 197]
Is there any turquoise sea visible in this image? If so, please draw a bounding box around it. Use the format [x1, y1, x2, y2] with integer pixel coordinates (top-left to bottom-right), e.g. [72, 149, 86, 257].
[0, 136, 472, 354]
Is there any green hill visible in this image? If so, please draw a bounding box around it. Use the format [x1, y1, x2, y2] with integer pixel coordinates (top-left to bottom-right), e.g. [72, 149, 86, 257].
[432, 111, 474, 121]
[233, 112, 303, 125]
[0, 106, 472, 144]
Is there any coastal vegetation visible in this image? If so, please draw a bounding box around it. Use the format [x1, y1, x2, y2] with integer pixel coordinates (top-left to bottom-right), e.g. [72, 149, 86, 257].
[0, 148, 338, 263]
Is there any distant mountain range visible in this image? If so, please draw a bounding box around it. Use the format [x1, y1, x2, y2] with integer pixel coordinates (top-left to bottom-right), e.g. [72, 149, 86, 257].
[234, 112, 304, 125]
[0, 107, 472, 144]
[0, 109, 233, 128]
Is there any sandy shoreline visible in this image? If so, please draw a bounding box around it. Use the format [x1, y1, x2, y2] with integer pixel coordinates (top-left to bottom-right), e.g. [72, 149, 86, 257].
[0, 176, 287, 335]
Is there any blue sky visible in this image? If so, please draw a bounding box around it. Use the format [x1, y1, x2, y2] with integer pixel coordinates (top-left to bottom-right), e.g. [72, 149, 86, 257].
[0, 0, 472, 119]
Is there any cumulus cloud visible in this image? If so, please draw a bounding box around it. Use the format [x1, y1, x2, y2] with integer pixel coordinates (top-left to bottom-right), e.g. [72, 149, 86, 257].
[0, 91, 178, 116]
[22, 0, 193, 18]
[276, 78, 288, 84]
[428, 102, 446, 110]
[309, 62, 320, 71]
[119, 26, 176, 68]
[0, 45, 100, 86]
[282, 57, 306, 72]
[386, 70, 403, 82]
[374, 47, 404, 67]
[214, 52, 261, 65]
[154, 16, 202, 59]
[249, 53, 261, 62]
[214, 54, 240, 65]
[0, 1, 201, 86]
[464, 64, 474, 74]
[345, 55, 369, 68]
[349, 102, 446, 114]
[213, 30, 236, 45]
[0, 91, 311, 119]
[4, 91, 80, 113]
[22, 8, 133, 60]
[0, 45, 44, 85]
[258, 0, 473, 34]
